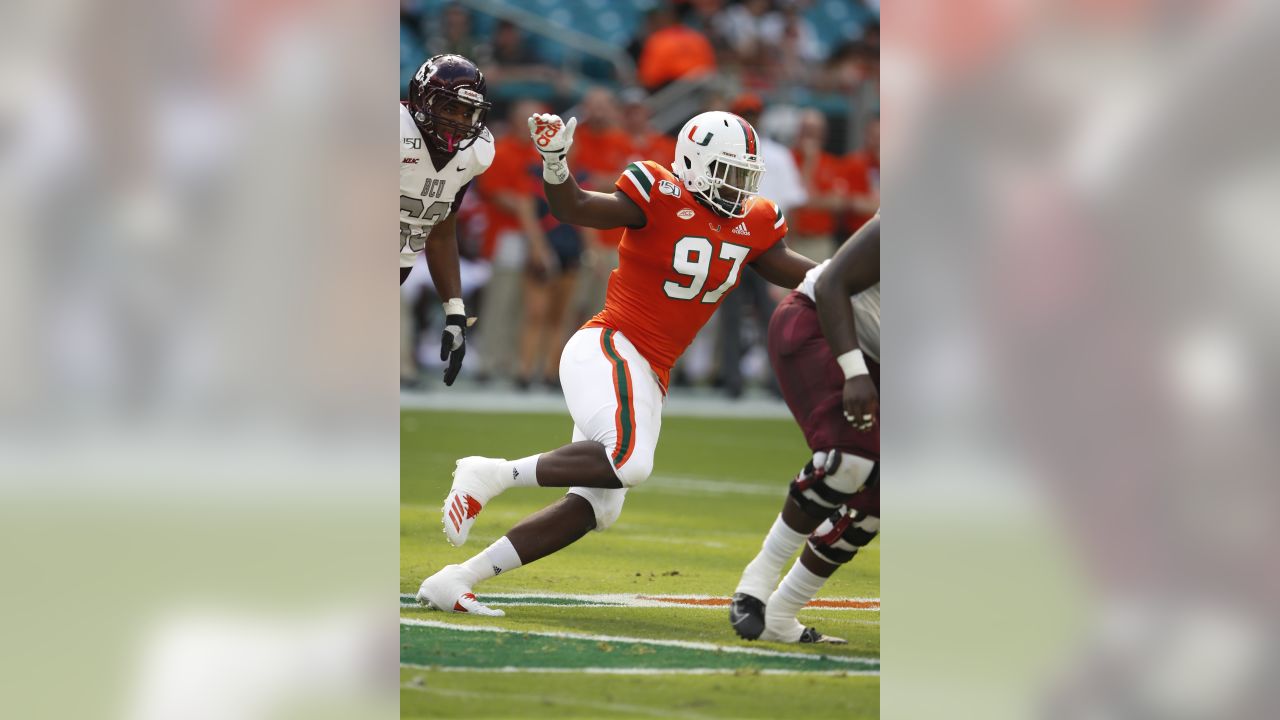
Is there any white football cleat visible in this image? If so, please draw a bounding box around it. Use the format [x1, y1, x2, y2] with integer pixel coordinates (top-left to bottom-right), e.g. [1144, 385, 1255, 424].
[416, 565, 505, 617]
[759, 616, 847, 644]
[441, 456, 507, 547]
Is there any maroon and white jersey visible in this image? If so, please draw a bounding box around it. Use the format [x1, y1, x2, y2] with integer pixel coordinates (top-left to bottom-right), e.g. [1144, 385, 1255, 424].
[798, 260, 880, 362]
[399, 103, 494, 268]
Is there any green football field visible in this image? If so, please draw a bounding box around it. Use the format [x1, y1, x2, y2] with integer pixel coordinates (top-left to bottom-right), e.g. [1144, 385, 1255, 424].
[401, 408, 879, 719]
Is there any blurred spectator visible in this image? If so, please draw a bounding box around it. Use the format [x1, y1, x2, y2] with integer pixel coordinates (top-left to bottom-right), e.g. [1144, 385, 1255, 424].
[683, 0, 732, 54]
[482, 20, 561, 88]
[426, 3, 482, 60]
[514, 121, 587, 391]
[566, 88, 631, 328]
[789, 108, 848, 261]
[716, 0, 783, 88]
[569, 87, 632, 188]
[730, 93, 806, 213]
[473, 101, 550, 383]
[841, 113, 880, 236]
[637, 3, 717, 91]
[769, 1, 824, 87]
[619, 89, 677, 170]
[819, 38, 878, 93]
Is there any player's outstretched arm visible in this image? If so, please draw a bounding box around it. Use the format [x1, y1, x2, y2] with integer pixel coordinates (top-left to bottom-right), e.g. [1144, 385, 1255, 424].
[423, 211, 469, 386]
[751, 241, 817, 289]
[816, 214, 880, 430]
[528, 113, 646, 230]
[815, 214, 879, 353]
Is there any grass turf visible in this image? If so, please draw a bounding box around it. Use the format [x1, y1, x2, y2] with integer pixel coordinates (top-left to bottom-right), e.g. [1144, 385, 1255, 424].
[401, 409, 879, 718]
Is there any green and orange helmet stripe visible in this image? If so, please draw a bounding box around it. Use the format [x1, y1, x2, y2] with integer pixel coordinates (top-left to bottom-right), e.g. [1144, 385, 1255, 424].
[730, 113, 758, 156]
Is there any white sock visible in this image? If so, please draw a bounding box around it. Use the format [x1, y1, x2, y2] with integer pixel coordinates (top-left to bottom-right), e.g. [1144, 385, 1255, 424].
[735, 514, 807, 600]
[499, 454, 541, 490]
[765, 560, 829, 642]
[459, 536, 524, 585]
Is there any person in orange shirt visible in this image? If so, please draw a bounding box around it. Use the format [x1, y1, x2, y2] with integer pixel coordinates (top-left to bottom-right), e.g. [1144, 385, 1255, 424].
[789, 109, 851, 262]
[573, 89, 680, 319]
[418, 111, 832, 643]
[841, 114, 880, 239]
[564, 87, 632, 328]
[637, 4, 717, 91]
[473, 100, 553, 384]
[620, 88, 677, 168]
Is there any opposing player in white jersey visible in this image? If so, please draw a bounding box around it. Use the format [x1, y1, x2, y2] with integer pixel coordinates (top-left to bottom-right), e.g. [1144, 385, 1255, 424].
[731, 215, 880, 643]
[401, 54, 495, 384]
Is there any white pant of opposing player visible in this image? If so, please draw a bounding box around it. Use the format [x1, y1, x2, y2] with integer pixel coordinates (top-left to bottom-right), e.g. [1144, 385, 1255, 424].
[559, 327, 665, 531]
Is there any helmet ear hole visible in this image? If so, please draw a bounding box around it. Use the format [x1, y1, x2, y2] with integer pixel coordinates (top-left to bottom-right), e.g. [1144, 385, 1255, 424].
[683, 156, 692, 169]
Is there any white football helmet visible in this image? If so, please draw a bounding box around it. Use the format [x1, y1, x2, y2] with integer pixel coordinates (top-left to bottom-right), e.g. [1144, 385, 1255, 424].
[673, 111, 766, 218]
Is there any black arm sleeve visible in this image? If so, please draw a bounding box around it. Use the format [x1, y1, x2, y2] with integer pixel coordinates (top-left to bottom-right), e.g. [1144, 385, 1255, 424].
[450, 181, 472, 214]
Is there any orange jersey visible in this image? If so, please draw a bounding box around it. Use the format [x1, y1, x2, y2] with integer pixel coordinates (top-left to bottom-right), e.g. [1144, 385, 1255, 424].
[586, 160, 789, 389]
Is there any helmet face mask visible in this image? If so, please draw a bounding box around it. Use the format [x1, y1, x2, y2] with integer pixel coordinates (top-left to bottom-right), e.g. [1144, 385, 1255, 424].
[704, 157, 763, 218]
[409, 55, 491, 153]
[673, 111, 766, 219]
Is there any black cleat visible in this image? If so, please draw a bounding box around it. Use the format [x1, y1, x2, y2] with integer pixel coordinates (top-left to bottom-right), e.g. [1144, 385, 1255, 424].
[730, 593, 767, 640]
[799, 626, 848, 644]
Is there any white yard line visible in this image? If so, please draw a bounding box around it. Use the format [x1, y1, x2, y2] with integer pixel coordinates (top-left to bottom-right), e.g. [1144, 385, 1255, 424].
[404, 665, 878, 677]
[400, 617, 878, 666]
[399, 591, 879, 611]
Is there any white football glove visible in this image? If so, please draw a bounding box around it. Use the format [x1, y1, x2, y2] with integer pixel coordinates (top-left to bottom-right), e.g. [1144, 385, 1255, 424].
[527, 113, 577, 185]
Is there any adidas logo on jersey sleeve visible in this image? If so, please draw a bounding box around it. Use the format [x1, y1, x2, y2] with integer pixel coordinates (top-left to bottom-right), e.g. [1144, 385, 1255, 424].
[731, 222, 751, 236]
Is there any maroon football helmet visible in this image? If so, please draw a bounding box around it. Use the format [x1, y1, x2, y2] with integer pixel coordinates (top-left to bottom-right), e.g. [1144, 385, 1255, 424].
[408, 54, 491, 153]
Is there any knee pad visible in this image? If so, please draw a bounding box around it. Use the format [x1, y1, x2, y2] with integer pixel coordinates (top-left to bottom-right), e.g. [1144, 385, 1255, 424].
[808, 505, 880, 565]
[567, 487, 627, 531]
[612, 452, 654, 489]
[788, 451, 876, 520]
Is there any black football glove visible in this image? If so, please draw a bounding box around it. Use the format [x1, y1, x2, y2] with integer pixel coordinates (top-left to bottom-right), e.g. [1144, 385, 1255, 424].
[440, 314, 467, 386]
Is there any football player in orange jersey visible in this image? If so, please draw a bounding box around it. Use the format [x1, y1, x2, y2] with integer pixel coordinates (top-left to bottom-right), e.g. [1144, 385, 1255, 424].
[416, 109, 818, 626]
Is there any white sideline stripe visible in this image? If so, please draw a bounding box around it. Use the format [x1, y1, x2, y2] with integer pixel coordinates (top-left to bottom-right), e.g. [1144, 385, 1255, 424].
[399, 599, 875, 609]
[400, 617, 879, 666]
[399, 591, 880, 611]
[404, 664, 878, 677]
[401, 591, 879, 605]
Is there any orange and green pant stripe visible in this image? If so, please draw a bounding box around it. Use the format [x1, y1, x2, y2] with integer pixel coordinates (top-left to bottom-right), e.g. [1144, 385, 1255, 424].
[598, 329, 637, 468]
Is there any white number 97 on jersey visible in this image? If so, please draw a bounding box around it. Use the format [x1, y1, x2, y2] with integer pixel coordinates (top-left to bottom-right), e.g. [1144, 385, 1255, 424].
[663, 236, 751, 304]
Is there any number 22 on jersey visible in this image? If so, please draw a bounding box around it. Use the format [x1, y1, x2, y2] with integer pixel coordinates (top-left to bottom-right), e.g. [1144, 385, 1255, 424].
[663, 236, 750, 304]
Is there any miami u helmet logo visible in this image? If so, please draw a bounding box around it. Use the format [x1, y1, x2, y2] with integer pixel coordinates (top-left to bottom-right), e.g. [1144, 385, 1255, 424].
[687, 125, 714, 147]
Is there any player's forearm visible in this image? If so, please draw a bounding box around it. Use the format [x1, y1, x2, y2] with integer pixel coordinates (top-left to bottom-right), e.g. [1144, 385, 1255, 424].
[544, 177, 621, 230]
[755, 245, 816, 289]
[815, 286, 860, 358]
[815, 217, 879, 359]
[543, 172, 586, 223]
[424, 233, 463, 303]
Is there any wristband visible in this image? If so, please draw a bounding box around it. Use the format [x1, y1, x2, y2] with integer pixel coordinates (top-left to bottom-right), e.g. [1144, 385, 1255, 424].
[541, 157, 570, 185]
[837, 349, 869, 379]
[443, 298, 465, 317]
